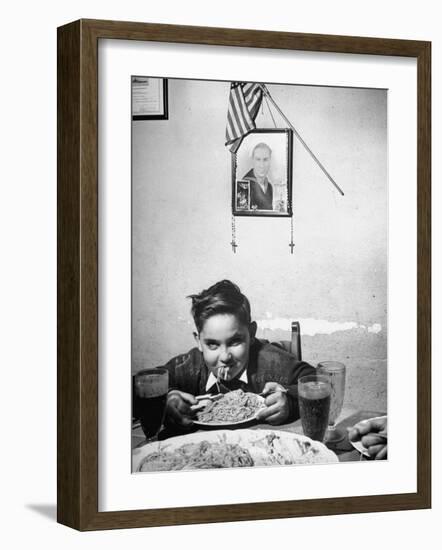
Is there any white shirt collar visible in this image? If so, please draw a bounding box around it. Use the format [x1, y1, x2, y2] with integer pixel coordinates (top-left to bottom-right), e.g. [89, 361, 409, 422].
[205, 368, 248, 392]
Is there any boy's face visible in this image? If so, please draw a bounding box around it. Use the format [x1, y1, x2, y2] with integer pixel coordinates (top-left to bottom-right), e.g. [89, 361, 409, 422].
[195, 313, 256, 381]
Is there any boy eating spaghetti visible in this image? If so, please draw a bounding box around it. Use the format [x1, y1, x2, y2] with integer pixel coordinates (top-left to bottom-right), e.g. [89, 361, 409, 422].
[164, 280, 315, 431]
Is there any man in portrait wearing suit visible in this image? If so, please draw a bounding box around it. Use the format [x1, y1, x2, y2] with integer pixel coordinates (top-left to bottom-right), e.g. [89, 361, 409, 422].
[242, 142, 273, 210]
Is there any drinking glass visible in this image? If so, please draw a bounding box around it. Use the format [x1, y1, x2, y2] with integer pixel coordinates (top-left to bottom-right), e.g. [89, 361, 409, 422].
[298, 374, 331, 442]
[133, 367, 169, 444]
[317, 361, 346, 444]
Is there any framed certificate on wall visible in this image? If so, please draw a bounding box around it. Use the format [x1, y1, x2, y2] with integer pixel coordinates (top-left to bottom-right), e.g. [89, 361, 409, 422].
[132, 76, 168, 120]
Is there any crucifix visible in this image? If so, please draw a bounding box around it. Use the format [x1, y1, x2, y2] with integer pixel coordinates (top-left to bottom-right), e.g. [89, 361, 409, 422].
[230, 215, 238, 253]
[288, 215, 295, 254]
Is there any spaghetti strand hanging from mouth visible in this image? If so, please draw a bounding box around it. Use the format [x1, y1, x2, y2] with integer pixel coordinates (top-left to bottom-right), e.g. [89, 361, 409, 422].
[216, 366, 221, 393]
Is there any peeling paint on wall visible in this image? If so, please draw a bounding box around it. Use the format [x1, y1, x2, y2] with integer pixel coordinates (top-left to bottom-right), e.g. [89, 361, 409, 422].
[367, 323, 382, 334]
[257, 316, 382, 336]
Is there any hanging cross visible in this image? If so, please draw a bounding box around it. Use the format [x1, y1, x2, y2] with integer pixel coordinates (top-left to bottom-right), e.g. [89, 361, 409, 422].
[289, 215, 295, 254]
[230, 241, 238, 253]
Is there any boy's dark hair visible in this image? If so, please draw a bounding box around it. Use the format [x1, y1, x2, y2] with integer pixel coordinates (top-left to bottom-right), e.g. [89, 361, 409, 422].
[188, 280, 252, 332]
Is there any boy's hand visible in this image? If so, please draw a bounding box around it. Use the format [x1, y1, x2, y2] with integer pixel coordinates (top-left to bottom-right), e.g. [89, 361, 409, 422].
[166, 390, 197, 428]
[256, 382, 289, 425]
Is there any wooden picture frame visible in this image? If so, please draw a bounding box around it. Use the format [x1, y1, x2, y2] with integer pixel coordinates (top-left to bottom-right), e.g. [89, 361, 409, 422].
[57, 19, 431, 531]
[232, 129, 293, 217]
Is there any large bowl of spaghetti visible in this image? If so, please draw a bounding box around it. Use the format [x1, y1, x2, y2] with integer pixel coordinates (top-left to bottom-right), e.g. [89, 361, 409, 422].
[132, 429, 339, 472]
[193, 389, 266, 428]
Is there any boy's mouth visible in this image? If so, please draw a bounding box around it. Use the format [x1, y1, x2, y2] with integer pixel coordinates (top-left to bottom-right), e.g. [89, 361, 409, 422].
[217, 363, 245, 381]
[217, 365, 234, 379]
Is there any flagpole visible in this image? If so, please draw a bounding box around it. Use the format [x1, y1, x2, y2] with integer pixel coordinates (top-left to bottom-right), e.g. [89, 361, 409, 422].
[258, 84, 345, 196]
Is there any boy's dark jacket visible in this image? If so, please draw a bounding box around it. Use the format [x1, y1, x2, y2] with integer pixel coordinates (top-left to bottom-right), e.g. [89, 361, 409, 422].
[163, 338, 315, 422]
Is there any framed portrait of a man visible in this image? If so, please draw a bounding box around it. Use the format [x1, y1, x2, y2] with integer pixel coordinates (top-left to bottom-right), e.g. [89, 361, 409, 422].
[232, 129, 293, 216]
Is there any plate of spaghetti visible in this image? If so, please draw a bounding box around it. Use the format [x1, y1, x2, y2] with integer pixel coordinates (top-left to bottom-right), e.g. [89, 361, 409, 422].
[193, 389, 266, 428]
[132, 429, 339, 472]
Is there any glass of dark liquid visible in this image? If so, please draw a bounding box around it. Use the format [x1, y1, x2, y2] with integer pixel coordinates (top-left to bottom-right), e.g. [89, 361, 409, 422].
[133, 367, 169, 444]
[298, 374, 331, 442]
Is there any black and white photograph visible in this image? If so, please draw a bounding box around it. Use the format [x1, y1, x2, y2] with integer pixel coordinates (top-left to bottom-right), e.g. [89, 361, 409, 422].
[131, 76, 388, 473]
[232, 129, 293, 216]
[235, 180, 250, 210]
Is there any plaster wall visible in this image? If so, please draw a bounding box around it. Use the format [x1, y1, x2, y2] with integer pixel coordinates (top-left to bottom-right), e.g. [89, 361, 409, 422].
[132, 78, 387, 410]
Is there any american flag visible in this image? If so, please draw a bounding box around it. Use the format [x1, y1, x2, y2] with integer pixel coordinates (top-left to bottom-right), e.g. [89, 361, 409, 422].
[225, 82, 263, 152]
